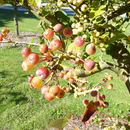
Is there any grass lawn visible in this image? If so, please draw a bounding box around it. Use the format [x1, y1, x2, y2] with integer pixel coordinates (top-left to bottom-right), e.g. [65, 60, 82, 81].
[0, 9, 42, 33]
[0, 46, 130, 130]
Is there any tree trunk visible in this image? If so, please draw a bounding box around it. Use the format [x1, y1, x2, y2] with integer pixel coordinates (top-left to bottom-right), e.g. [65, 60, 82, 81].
[13, 4, 19, 36]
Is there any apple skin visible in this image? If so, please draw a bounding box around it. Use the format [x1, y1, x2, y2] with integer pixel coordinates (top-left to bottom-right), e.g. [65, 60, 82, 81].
[90, 90, 98, 97]
[54, 24, 63, 33]
[0, 33, 3, 41]
[44, 92, 55, 100]
[84, 58, 95, 71]
[74, 36, 85, 46]
[39, 44, 48, 53]
[27, 53, 39, 65]
[63, 28, 73, 37]
[50, 39, 62, 51]
[21, 47, 31, 57]
[49, 86, 60, 96]
[86, 44, 96, 55]
[31, 77, 42, 88]
[36, 67, 49, 80]
[22, 60, 34, 71]
[43, 29, 54, 40]
[41, 85, 50, 94]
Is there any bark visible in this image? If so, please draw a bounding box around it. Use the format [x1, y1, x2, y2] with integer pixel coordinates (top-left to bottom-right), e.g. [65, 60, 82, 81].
[13, 4, 19, 36]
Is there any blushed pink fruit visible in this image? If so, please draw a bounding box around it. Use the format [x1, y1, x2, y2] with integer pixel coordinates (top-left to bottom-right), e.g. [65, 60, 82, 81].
[36, 67, 49, 80]
[63, 28, 73, 37]
[54, 24, 63, 33]
[86, 44, 96, 55]
[28, 53, 39, 65]
[41, 85, 50, 94]
[82, 99, 89, 106]
[74, 36, 84, 46]
[39, 44, 48, 53]
[21, 47, 31, 57]
[43, 29, 54, 40]
[50, 39, 62, 51]
[44, 92, 55, 100]
[84, 58, 95, 71]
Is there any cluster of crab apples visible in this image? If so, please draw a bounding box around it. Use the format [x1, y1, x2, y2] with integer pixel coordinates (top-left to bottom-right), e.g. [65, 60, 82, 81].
[0, 28, 10, 41]
[21, 23, 113, 103]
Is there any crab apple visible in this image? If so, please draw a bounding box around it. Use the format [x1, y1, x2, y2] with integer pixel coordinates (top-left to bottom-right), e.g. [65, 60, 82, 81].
[64, 74, 69, 80]
[57, 89, 65, 98]
[36, 67, 49, 80]
[84, 58, 95, 71]
[43, 53, 52, 61]
[58, 72, 64, 78]
[82, 99, 89, 106]
[50, 39, 62, 51]
[39, 44, 48, 53]
[63, 28, 73, 37]
[28, 74, 35, 82]
[86, 44, 96, 55]
[107, 84, 113, 90]
[102, 102, 109, 108]
[0, 34, 3, 41]
[93, 100, 100, 107]
[91, 90, 98, 97]
[1, 28, 10, 34]
[74, 36, 84, 46]
[31, 77, 42, 88]
[53, 23, 63, 33]
[41, 85, 50, 94]
[1, 33, 7, 38]
[28, 53, 39, 65]
[69, 78, 75, 83]
[99, 94, 106, 100]
[49, 86, 60, 96]
[81, 4, 88, 12]
[22, 60, 34, 71]
[43, 29, 54, 40]
[21, 46, 31, 57]
[44, 92, 55, 100]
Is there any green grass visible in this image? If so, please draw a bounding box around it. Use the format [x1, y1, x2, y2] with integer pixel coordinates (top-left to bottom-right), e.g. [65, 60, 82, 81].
[0, 9, 42, 33]
[0, 47, 130, 130]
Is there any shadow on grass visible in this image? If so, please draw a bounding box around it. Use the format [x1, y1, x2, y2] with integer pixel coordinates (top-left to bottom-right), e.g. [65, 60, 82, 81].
[0, 91, 28, 105]
[0, 8, 38, 27]
[0, 70, 11, 78]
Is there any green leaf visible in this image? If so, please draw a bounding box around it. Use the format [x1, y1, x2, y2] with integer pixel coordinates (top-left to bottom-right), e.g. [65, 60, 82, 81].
[48, 118, 68, 129]
[67, 43, 81, 55]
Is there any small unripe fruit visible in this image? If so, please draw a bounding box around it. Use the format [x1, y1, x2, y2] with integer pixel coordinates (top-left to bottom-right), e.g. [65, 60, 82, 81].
[22, 60, 34, 71]
[63, 28, 73, 37]
[74, 36, 84, 46]
[84, 58, 95, 71]
[49, 86, 60, 96]
[36, 67, 49, 80]
[91, 90, 98, 97]
[41, 85, 50, 94]
[53, 24, 63, 33]
[86, 44, 96, 55]
[81, 4, 88, 12]
[57, 89, 65, 98]
[31, 77, 42, 88]
[43, 29, 54, 40]
[44, 92, 55, 100]
[50, 39, 62, 51]
[21, 47, 31, 57]
[82, 99, 89, 106]
[28, 53, 39, 65]
[39, 44, 48, 53]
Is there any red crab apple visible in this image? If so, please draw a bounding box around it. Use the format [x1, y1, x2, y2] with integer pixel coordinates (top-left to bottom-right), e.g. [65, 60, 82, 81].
[27, 53, 39, 65]
[93, 100, 100, 107]
[82, 99, 89, 106]
[41, 85, 50, 94]
[86, 44, 96, 55]
[36, 67, 49, 80]
[53, 24, 63, 33]
[90, 90, 98, 97]
[43, 29, 54, 40]
[31, 77, 42, 88]
[21, 46, 31, 57]
[39, 44, 48, 53]
[57, 89, 65, 98]
[74, 36, 84, 46]
[102, 102, 109, 108]
[84, 58, 95, 71]
[50, 39, 62, 51]
[49, 86, 60, 96]
[44, 92, 55, 100]
[0, 33, 3, 41]
[22, 60, 34, 71]
[63, 28, 73, 37]
[2, 28, 10, 34]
